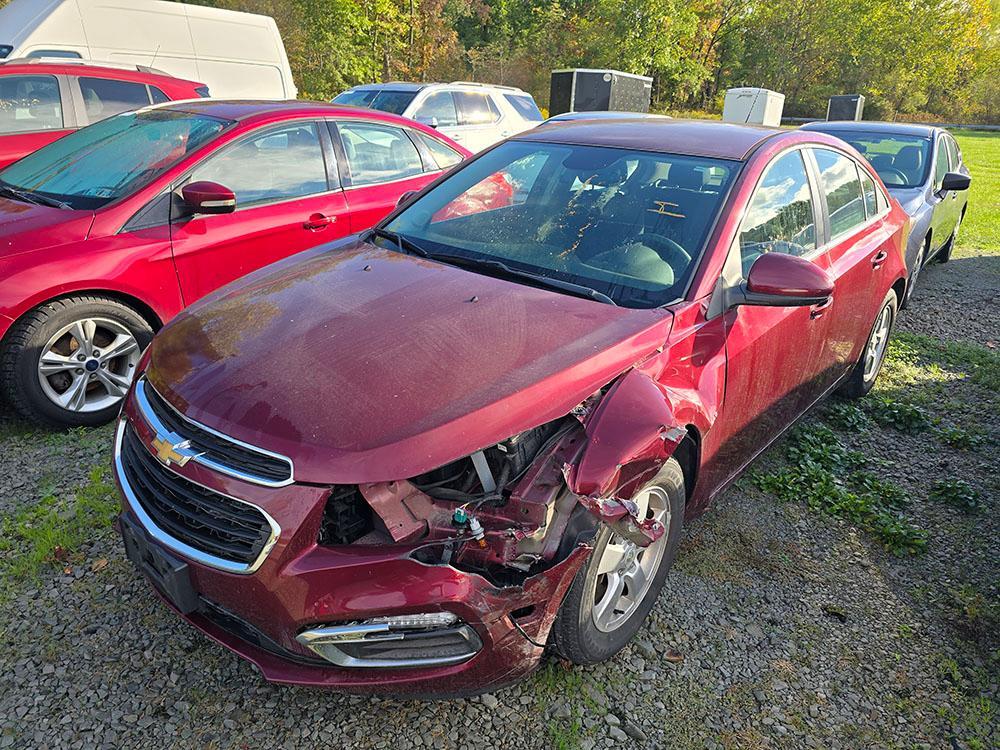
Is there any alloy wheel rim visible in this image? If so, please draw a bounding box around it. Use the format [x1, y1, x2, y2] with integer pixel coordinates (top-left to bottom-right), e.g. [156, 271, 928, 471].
[863, 304, 892, 382]
[590, 485, 670, 633]
[36, 317, 140, 413]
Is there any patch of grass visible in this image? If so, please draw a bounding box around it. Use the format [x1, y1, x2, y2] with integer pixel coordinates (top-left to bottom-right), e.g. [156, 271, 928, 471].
[934, 424, 984, 450]
[890, 332, 1000, 393]
[865, 395, 931, 432]
[929, 479, 985, 513]
[0, 465, 119, 591]
[823, 400, 871, 430]
[753, 424, 927, 555]
[547, 717, 583, 750]
[953, 130, 1000, 256]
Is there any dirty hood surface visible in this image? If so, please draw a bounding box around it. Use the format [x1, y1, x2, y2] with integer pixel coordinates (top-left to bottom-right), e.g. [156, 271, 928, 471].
[146, 239, 674, 484]
[0, 198, 93, 258]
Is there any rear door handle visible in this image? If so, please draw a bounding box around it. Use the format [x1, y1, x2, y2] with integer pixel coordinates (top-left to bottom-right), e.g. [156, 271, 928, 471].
[810, 296, 833, 319]
[304, 213, 335, 231]
[871, 250, 888, 269]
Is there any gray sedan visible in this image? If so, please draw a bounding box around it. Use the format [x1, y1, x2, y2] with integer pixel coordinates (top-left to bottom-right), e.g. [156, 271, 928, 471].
[801, 121, 971, 306]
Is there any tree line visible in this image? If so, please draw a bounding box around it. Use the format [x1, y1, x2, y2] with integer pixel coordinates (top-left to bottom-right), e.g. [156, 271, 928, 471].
[174, 0, 1000, 123]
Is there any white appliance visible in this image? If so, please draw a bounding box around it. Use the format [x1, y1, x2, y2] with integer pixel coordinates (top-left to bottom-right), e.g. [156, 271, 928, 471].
[722, 87, 785, 127]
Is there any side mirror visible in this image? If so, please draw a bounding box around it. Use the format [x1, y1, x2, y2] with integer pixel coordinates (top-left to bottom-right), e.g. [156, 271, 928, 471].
[940, 171, 971, 193]
[395, 190, 418, 209]
[181, 181, 236, 215]
[737, 252, 833, 308]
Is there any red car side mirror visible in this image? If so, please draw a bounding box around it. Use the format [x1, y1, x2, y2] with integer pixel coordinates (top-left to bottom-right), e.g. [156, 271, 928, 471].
[181, 181, 236, 215]
[740, 252, 833, 307]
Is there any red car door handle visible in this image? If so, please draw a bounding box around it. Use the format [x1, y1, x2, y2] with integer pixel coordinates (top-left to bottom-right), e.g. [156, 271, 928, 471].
[304, 213, 335, 231]
[871, 250, 888, 269]
[810, 296, 833, 319]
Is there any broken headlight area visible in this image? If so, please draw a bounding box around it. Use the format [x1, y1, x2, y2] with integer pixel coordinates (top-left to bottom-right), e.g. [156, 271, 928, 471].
[295, 612, 482, 668]
[315, 417, 592, 582]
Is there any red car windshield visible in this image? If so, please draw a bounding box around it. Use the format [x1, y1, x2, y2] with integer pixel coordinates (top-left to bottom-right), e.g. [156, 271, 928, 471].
[0, 109, 231, 210]
[384, 140, 737, 308]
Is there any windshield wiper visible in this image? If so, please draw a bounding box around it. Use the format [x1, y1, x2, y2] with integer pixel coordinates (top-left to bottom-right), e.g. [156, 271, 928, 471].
[370, 227, 430, 258]
[425, 252, 618, 306]
[0, 184, 71, 210]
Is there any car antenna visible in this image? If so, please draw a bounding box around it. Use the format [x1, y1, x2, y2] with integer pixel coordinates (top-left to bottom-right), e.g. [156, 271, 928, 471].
[149, 44, 161, 70]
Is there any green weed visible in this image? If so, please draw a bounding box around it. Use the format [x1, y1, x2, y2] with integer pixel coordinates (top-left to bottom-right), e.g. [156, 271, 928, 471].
[929, 479, 986, 513]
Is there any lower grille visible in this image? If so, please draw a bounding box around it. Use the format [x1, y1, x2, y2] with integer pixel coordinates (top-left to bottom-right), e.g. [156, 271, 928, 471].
[119, 424, 274, 568]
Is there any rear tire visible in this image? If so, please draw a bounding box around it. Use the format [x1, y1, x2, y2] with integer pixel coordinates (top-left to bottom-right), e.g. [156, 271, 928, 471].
[1, 296, 152, 428]
[901, 239, 926, 310]
[838, 289, 897, 400]
[550, 459, 684, 665]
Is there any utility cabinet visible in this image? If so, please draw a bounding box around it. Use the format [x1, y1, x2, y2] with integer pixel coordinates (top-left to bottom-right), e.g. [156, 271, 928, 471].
[549, 69, 653, 115]
[722, 87, 785, 127]
[827, 94, 865, 121]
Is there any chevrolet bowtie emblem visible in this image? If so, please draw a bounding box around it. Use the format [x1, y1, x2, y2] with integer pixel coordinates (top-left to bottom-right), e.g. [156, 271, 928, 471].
[151, 434, 195, 467]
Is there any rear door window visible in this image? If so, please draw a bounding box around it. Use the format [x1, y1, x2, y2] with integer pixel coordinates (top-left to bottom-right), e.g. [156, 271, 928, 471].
[454, 92, 500, 125]
[0, 74, 63, 133]
[503, 93, 543, 121]
[338, 121, 424, 185]
[79, 77, 152, 121]
[812, 148, 866, 238]
[858, 167, 878, 218]
[944, 135, 961, 170]
[739, 149, 817, 273]
[416, 132, 463, 169]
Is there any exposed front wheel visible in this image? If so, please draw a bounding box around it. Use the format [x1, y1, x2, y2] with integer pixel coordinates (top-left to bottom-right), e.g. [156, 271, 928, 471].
[550, 459, 685, 664]
[838, 289, 897, 400]
[1, 296, 152, 427]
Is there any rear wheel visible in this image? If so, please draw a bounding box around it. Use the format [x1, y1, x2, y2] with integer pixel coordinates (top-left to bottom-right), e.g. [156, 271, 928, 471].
[1, 296, 151, 427]
[550, 459, 684, 664]
[838, 289, 897, 400]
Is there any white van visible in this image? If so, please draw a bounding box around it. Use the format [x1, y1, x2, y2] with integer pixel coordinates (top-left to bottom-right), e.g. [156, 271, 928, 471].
[0, 0, 296, 99]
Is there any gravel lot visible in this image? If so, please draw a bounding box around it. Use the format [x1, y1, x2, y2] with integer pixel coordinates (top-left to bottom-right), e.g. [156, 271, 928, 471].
[1, 249, 996, 750]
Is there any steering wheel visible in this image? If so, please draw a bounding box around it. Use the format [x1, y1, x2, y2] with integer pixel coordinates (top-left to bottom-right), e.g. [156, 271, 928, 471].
[878, 167, 908, 186]
[634, 232, 692, 268]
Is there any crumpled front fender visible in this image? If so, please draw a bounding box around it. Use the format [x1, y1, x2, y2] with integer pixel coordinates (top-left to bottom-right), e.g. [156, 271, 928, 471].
[564, 369, 685, 546]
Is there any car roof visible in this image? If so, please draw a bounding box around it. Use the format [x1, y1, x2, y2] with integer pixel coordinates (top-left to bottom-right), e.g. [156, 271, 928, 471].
[0, 59, 201, 87]
[801, 120, 939, 138]
[517, 118, 782, 160]
[155, 99, 390, 121]
[344, 81, 529, 94]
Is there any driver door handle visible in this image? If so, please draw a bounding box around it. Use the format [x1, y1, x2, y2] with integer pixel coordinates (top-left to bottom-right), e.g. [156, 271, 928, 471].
[871, 250, 888, 269]
[810, 296, 833, 319]
[304, 213, 335, 231]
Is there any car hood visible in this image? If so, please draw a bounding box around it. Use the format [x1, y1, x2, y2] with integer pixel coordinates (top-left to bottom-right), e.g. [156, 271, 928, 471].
[146, 239, 674, 484]
[0, 197, 94, 257]
[886, 186, 927, 217]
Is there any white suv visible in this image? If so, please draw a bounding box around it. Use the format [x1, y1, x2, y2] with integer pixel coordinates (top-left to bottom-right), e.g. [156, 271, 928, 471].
[333, 81, 543, 152]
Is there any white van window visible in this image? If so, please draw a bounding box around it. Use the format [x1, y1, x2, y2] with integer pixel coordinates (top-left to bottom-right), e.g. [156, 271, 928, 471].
[0, 74, 63, 133]
[79, 77, 151, 121]
[190, 122, 329, 208]
[339, 122, 423, 185]
[26, 49, 82, 59]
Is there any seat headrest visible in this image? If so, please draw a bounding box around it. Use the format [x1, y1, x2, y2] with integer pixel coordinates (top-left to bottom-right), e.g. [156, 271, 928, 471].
[667, 164, 703, 190]
[894, 145, 923, 173]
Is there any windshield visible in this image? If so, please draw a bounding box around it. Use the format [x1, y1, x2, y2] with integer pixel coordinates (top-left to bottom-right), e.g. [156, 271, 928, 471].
[384, 140, 737, 308]
[332, 89, 417, 115]
[825, 130, 932, 189]
[0, 110, 231, 210]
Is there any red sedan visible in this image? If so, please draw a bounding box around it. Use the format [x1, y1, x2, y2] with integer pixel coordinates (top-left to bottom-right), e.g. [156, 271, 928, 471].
[114, 119, 908, 695]
[0, 100, 469, 426]
[0, 59, 208, 169]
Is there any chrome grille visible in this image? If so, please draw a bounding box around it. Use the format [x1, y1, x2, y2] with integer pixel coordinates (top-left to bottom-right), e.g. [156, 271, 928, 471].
[119, 424, 276, 570]
[136, 377, 293, 487]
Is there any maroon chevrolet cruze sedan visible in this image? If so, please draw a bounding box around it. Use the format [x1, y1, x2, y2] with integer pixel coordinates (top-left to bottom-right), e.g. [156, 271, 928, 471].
[113, 119, 909, 695]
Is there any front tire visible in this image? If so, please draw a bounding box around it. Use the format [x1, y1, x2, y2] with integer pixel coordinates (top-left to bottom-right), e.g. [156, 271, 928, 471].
[1, 296, 151, 428]
[550, 459, 685, 664]
[838, 289, 897, 400]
